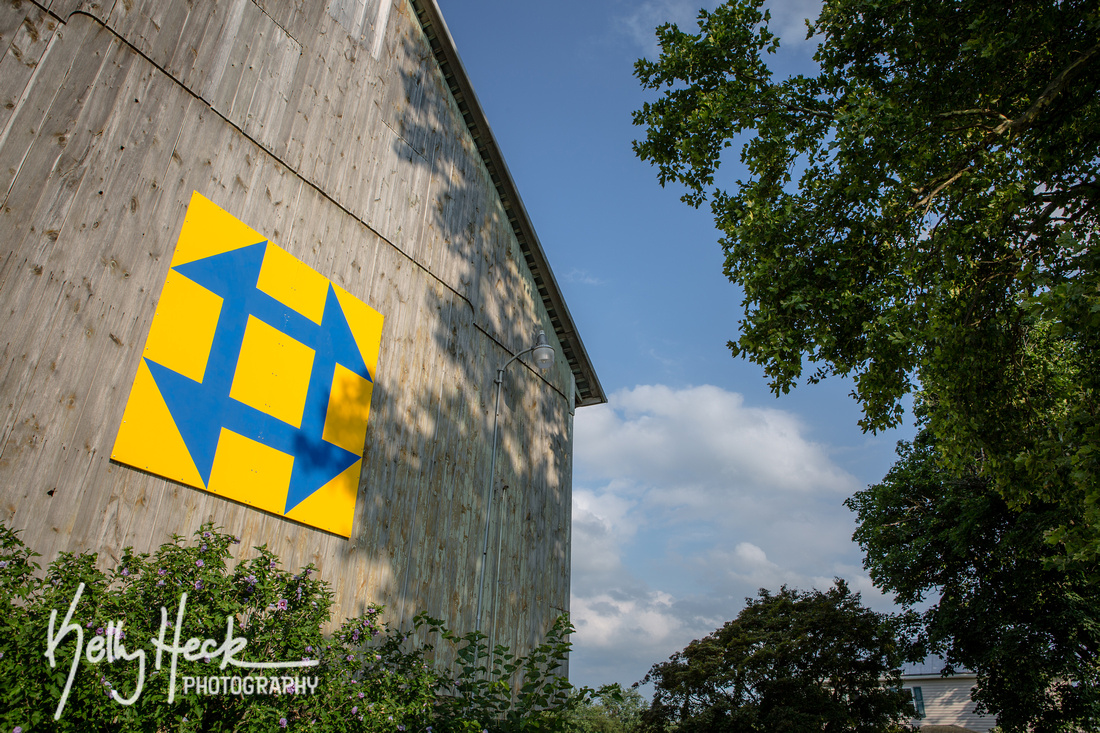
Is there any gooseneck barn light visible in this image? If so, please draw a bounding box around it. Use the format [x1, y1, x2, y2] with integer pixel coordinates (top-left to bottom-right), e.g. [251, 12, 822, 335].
[475, 330, 555, 633]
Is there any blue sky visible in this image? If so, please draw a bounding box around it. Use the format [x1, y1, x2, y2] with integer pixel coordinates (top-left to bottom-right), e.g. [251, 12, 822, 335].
[439, 0, 915, 690]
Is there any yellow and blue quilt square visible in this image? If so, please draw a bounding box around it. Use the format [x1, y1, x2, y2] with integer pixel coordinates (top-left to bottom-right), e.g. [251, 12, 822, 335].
[112, 192, 384, 537]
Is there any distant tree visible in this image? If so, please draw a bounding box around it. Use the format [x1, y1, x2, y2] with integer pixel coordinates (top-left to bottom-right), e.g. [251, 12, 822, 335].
[632, 0, 1100, 562]
[568, 686, 647, 733]
[637, 581, 916, 732]
[847, 435, 1100, 733]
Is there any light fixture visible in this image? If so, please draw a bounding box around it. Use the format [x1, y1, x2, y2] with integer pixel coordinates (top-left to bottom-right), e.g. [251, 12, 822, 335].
[532, 330, 555, 371]
[475, 330, 556, 633]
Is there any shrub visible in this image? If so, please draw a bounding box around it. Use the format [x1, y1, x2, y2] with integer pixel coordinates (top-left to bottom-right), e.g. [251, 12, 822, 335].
[0, 523, 588, 733]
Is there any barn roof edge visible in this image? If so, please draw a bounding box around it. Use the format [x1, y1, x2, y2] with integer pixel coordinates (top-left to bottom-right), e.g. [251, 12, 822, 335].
[410, 0, 607, 408]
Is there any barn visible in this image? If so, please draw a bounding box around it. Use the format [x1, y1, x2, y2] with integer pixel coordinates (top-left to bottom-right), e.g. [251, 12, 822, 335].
[0, 0, 603, 660]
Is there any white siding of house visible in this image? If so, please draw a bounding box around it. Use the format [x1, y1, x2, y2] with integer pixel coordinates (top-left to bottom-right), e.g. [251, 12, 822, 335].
[904, 676, 997, 732]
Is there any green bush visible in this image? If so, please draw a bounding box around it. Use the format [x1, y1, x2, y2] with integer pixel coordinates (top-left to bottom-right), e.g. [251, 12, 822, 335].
[0, 523, 590, 732]
[564, 686, 644, 733]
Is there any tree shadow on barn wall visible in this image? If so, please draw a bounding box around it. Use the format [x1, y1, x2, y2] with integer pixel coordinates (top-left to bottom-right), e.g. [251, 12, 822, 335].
[347, 30, 575, 657]
[0, 1, 573, 666]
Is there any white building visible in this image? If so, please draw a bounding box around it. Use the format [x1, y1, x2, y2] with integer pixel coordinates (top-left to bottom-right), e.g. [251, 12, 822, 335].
[902, 659, 996, 732]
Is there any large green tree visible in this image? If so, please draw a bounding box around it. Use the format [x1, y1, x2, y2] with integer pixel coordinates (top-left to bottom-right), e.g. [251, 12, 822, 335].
[847, 435, 1100, 732]
[568, 686, 647, 733]
[632, 0, 1100, 560]
[636, 581, 915, 733]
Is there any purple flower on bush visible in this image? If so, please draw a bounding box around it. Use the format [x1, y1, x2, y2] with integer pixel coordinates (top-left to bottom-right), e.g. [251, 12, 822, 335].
[158, 567, 166, 576]
[279, 718, 287, 728]
[201, 543, 208, 551]
[276, 598, 288, 611]
[157, 579, 165, 586]
[194, 580, 203, 590]
[120, 567, 129, 576]
[203, 531, 211, 539]
[352, 706, 358, 714]
[195, 559, 204, 568]
[95, 627, 104, 636]
[358, 691, 365, 699]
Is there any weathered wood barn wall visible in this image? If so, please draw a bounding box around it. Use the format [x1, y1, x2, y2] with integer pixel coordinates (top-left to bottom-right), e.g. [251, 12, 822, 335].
[0, 0, 604, 659]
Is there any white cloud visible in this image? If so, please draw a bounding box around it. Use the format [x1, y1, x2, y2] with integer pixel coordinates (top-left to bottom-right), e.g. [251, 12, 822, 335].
[615, 0, 821, 60]
[768, 0, 823, 46]
[565, 268, 605, 286]
[576, 384, 857, 509]
[733, 541, 771, 568]
[568, 384, 883, 689]
[571, 489, 641, 595]
[617, 0, 716, 59]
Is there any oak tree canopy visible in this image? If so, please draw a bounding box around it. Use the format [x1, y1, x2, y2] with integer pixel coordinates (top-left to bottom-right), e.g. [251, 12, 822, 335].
[633, 0, 1100, 560]
[637, 582, 915, 733]
[848, 434, 1100, 732]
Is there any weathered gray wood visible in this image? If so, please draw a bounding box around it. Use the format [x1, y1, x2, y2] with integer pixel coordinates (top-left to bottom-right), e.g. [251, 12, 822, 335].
[0, 0, 576, 665]
[0, 4, 58, 142]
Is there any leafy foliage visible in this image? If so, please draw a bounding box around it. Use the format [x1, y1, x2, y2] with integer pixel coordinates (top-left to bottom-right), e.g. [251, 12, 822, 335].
[0, 523, 590, 733]
[418, 613, 586, 733]
[847, 436, 1100, 733]
[632, 0, 1100, 559]
[565, 686, 645, 733]
[636, 581, 916, 733]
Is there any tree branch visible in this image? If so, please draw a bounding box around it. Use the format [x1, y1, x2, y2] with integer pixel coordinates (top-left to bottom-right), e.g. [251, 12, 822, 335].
[782, 103, 833, 120]
[909, 43, 1100, 215]
[935, 108, 1011, 123]
[916, 167, 972, 213]
[994, 41, 1100, 137]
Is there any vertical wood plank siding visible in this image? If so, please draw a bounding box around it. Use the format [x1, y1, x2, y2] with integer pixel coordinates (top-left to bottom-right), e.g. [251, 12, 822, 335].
[0, 0, 583, 662]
